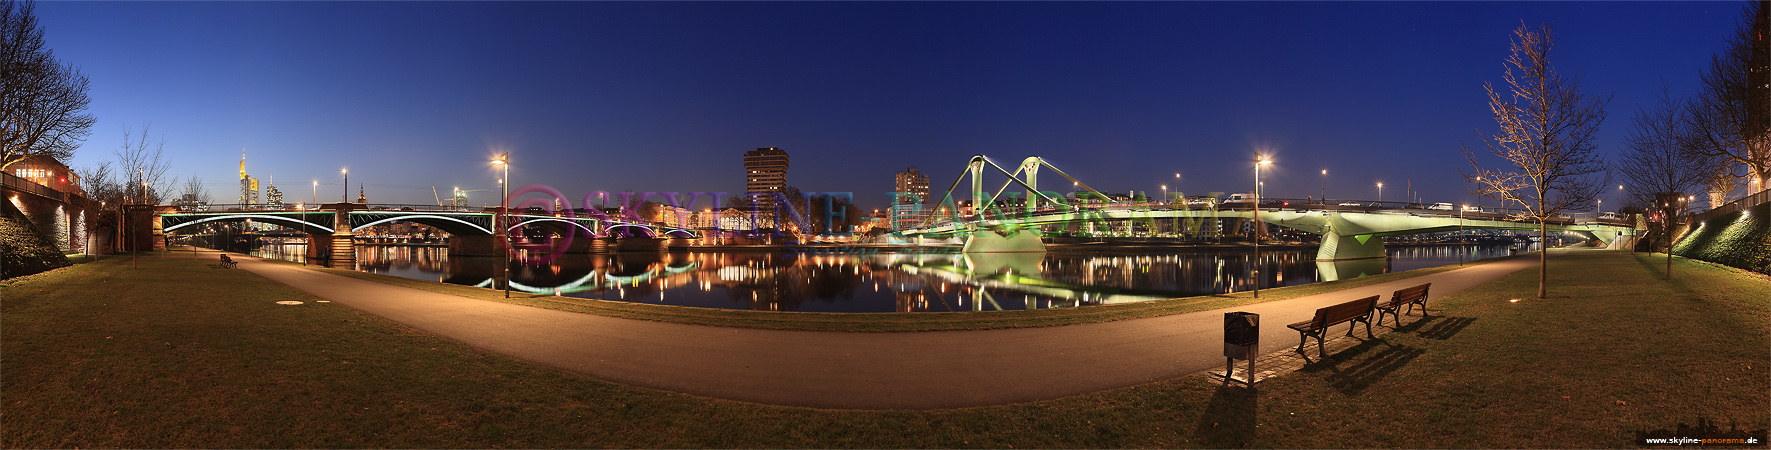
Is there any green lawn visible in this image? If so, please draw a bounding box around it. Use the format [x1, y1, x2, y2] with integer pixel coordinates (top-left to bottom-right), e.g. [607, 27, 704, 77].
[2, 251, 1765, 448]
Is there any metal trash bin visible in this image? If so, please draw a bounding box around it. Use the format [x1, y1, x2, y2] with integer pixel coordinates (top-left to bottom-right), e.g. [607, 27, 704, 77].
[1222, 312, 1260, 386]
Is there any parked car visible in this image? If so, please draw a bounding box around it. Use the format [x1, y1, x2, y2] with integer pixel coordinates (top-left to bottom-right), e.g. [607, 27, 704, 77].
[1339, 201, 1363, 207]
[1221, 192, 1256, 204]
[1426, 202, 1454, 211]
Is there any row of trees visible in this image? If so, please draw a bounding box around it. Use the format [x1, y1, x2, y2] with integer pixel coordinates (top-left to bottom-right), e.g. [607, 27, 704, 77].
[1468, 2, 1768, 297]
[5, 0, 212, 254]
[1617, 1, 1769, 279]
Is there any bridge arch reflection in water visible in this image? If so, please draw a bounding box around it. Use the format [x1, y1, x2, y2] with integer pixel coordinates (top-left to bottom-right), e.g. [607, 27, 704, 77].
[252, 242, 1539, 313]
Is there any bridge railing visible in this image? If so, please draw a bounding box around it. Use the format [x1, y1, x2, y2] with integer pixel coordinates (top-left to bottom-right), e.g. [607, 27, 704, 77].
[903, 197, 1630, 232]
[1689, 187, 1770, 224]
[176, 203, 481, 213]
[2, 171, 78, 203]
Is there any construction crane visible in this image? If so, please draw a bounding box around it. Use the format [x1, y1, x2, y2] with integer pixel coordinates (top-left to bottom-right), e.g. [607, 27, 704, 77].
[434, 186, 489, 210]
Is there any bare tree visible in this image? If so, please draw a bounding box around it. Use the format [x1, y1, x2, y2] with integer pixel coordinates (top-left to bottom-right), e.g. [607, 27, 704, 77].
[1463, 22, 1611, 299]
[1617, 85, 1715, 279]
[0, 0, 93, 171]
[181, 174, 210, 205]
[1684, 1, 1770, 197]
[74, 160, 118, 204]
[115, 124, 173, 205]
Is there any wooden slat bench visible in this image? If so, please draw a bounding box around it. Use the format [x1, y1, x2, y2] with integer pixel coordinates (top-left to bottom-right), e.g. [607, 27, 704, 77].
[219, 254, 237, 269]
[1287, 295, 1378, 358]
[1375, 283, 1431, 327]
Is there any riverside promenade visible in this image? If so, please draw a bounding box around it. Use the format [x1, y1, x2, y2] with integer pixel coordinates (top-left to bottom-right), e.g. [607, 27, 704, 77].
[235, 251, 1553, 410]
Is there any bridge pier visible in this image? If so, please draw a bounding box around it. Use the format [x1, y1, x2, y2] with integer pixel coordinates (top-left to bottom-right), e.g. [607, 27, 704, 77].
[307, 234, 332, 260]
[326, 203, 356, 269]
[1316, 230, 1386, 261]
[961, 229, 1045, 253]
[449, 235, 502, 256]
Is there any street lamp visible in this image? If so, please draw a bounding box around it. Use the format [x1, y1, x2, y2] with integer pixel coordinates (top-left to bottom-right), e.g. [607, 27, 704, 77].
[311, 180, 318, 207]
[492, 152, 510, 298]
[1377, 182, 1384, 205]
[1320, 169, 1327, 204]
[341, 168, 349, 202]
[1254, 156, 1272, 298]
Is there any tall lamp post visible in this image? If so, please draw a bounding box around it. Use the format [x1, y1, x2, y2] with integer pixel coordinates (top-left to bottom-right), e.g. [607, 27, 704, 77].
[1320, 169, 1328, 204]
[341, 168, 349, 202]
[1254, 156, 1272, 298]
[1377, 182, 1384, 205]
[312, 180, 318, 207]
[492, 152, 510, 298]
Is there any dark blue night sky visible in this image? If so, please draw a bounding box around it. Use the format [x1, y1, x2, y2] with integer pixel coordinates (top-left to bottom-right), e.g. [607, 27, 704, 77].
[37, 1, 1740, 211]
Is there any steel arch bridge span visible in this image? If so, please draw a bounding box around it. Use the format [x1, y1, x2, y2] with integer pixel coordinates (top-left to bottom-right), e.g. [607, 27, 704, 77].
[161, 212, 336, 234]
[510, 216, 600, 237]
[351, 213, 495, 236]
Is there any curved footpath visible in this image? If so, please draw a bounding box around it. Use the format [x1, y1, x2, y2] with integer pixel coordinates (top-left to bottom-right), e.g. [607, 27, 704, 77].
[235, 252, 1553, 410]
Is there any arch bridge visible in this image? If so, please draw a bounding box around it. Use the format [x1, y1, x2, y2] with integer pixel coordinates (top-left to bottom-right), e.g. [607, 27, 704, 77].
[152, 202, 698, 266]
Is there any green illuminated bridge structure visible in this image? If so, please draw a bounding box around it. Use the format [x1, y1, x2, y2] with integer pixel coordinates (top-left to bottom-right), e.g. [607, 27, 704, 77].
[895, 155, 1641, 260]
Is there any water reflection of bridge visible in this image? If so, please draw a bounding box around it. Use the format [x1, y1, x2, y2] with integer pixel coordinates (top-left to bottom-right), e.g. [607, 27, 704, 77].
[296, 242, 1528, 313]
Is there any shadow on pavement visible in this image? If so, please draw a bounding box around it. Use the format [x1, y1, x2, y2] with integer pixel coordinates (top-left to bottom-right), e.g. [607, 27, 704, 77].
[1193, 385, 1258, 448]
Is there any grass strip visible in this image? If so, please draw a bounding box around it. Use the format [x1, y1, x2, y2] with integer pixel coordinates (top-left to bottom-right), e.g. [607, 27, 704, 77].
[3, 251, 1764, 448]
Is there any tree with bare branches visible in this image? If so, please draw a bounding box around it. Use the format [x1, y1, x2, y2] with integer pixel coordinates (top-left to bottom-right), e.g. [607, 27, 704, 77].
[115, 124, 172, 206]
[1685, 1, 1770, 199]
[1617, 85, 1717, 279]
[181, 174, 210, 207]
[1, 0, 93, 171]
[1463, 22, 1611, 299]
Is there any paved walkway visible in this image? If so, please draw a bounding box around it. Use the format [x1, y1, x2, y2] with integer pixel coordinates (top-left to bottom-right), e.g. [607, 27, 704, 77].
[232, 251, 1554, 410]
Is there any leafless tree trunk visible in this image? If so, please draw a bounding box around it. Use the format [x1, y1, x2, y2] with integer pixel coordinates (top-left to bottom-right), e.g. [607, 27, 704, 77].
[115, 124, 173, 205]
[0, 0, 93, 171]
[1462, 22, 1611, 299]
[1685, 1, 1771, 196]
[1616, 85, 1715, 280]
[181, 174, 210, 205]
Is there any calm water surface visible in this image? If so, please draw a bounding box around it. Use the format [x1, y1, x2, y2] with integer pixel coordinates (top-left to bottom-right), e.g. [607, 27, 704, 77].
[252, 242, 1538, 313]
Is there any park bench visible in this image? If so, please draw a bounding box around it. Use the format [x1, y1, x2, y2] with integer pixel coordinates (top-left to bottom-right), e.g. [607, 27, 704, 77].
[1375, 283, 1431, 327]
[219, 254, 237, 269]
[1287, 295, 1378, 358]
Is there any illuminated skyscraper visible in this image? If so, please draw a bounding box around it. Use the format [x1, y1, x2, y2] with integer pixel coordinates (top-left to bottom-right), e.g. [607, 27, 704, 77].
[744, 147, 789, 215]
[892, 167, 929, 230]
[238, 150, 259, 207]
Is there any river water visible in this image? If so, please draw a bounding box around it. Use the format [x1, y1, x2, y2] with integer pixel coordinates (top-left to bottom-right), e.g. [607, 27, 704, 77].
[250, 242, 1538, 313]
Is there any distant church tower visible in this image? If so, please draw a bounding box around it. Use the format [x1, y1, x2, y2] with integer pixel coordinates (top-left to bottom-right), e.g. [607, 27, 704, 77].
[356, 184, 367, 204]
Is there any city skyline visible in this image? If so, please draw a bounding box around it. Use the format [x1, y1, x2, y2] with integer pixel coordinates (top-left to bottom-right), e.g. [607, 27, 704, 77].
[36, 2, 1742, 210]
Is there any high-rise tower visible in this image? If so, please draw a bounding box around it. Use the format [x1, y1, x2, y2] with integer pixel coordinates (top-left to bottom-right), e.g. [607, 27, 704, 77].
[238, 150, 259, 207]
[895, 167, 929, 204]
[893, 167, 930, 230]
[744, 147, 789, 215]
